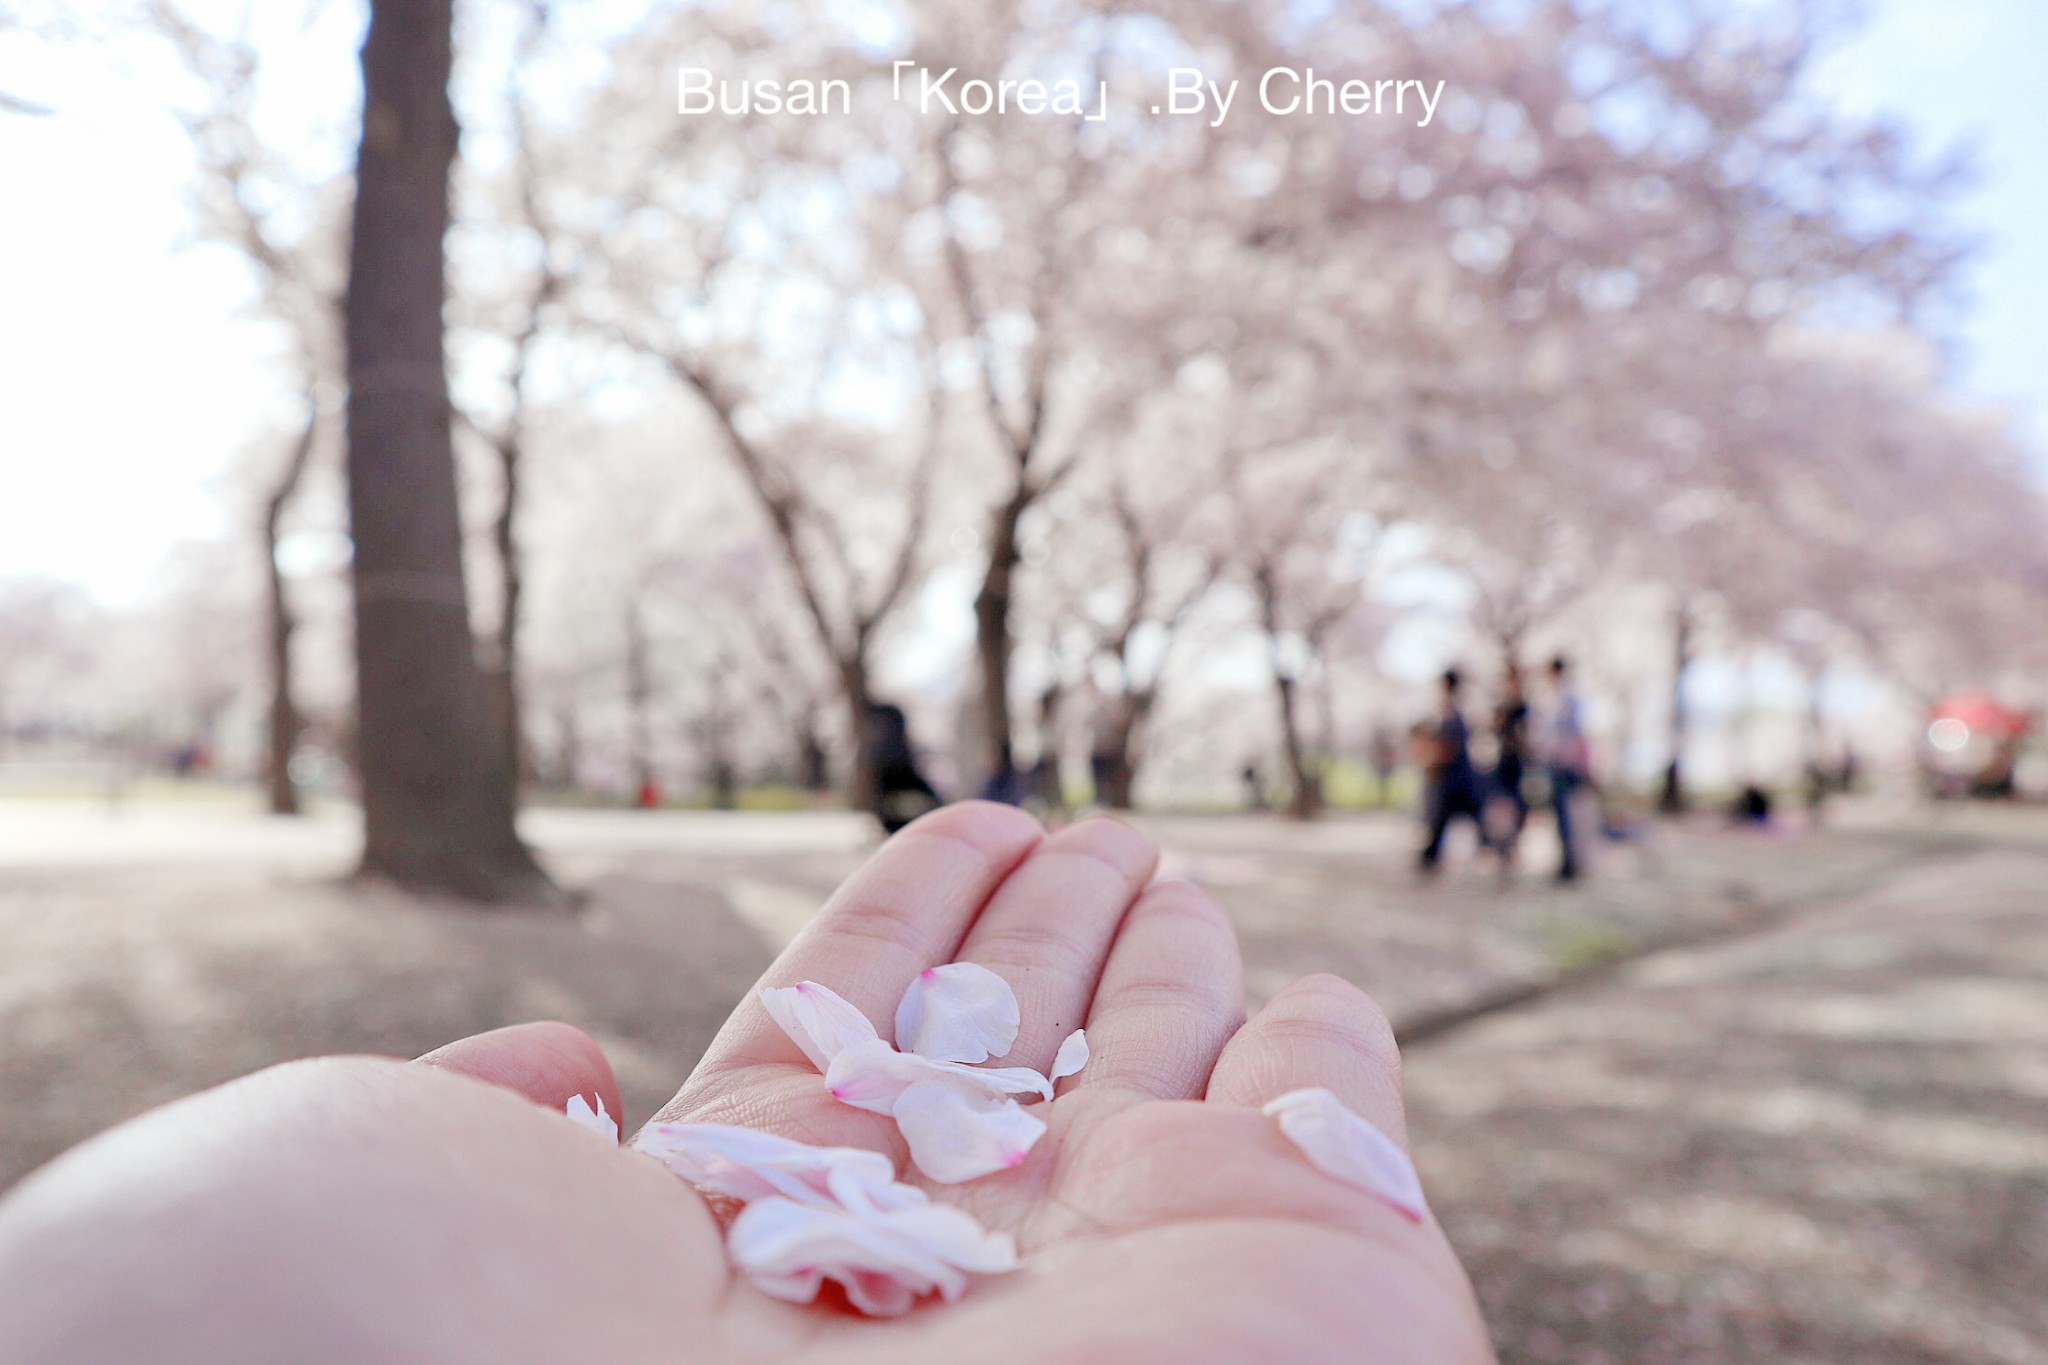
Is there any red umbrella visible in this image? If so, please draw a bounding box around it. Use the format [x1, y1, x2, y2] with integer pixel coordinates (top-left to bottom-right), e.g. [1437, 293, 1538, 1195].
[1929, 693, 2033, 739]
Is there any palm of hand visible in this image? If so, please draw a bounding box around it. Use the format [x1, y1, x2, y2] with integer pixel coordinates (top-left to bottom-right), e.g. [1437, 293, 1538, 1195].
[650, 806, 1492, 1364]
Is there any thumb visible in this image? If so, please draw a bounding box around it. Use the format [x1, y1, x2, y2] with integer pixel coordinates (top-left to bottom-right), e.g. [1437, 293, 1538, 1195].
[414, 1022, 624, 1131]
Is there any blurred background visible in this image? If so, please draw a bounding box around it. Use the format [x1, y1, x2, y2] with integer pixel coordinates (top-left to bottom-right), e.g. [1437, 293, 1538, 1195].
[2, 1, 2045, 1360]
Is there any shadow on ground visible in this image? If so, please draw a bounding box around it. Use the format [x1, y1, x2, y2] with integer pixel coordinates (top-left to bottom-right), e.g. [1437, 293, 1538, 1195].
[1407, 848, 2048, 1365]
[0, 865, 774, 1188]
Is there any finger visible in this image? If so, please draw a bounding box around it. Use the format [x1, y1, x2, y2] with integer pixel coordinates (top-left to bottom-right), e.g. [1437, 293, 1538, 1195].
[1203, 973, 1408, 1148]
[414, 1021, 622, 1124]
[1068, 878, 1244, 1102]
[690, 801, 1043, 1076]
[951, 817, 1159, 1070]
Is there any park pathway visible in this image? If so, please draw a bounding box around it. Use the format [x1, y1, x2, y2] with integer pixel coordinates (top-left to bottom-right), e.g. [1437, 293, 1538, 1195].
[1404, 842, 2048, 1364]
[0, 796, 2042, 1361]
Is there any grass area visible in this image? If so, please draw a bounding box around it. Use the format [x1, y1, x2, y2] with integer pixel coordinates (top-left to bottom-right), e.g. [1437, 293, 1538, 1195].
[1542, 922, 1637, 974]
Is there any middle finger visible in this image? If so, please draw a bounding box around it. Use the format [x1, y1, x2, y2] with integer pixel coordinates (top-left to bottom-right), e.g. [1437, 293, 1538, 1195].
[950, 817, 1159, 1072]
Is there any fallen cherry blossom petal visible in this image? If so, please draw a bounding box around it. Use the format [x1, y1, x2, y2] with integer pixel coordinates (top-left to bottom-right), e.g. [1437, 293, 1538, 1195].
[824, 1038, 1053, 1115]
[1049, 1028, 1090, 1085]
[728, 1193, 1018, 1317]
[632, 1122, 911, 1210]
[893, 1079, 1047, 1183]
[564, 1094, 617, 1143]
[1263, 1087, 1428, 1222]
[894, 962, 1021, 1064]
[762, 980, 880, 1071]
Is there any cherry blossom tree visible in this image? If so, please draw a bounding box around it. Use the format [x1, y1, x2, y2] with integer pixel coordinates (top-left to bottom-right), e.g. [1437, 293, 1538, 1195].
[144, 0, 349, 814]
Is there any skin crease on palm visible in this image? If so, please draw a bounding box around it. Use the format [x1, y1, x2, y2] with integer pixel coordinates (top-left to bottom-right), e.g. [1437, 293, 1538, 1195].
[0, 802, 1497, 1364]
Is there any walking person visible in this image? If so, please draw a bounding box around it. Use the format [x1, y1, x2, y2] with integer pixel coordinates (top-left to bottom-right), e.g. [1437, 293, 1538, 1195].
[1417, 669, 1484, 875]
[1540, 656, 1591, 882]
[1486, 661, 1531, 871]
[866, 701, 941, 835]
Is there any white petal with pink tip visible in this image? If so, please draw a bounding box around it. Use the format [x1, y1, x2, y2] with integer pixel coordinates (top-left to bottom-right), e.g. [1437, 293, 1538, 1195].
[760, 980, 880, 1071]
[1263, 1087, 1428, 1222]
[1049, 1028, 1089, 1084]
[764, 974, 1067, 1185]
[894, 962, 1021, 1063]
[892, 1079, 1047, 1184]
[631, 1122, 909, 1210]
[825, 1037, 1052, 1114]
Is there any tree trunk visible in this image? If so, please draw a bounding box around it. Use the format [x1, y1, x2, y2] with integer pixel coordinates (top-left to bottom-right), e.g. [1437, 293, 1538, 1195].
[1658, 601, 1691, 815]
[971, 491, 1029, 791]
[1273, 672, 1322, 820]
[261, 400, 318, 816]
[797, 709, 831, 793]
[1254, 561, 1321, 821]
[1803, 668, 1828, 827]
[1104, 689, 1157, 810]
[841, 654, 878, 814]
[491, 427, 526, 791]
[625, 598, 655, 802]
[342, 0, 552, 903]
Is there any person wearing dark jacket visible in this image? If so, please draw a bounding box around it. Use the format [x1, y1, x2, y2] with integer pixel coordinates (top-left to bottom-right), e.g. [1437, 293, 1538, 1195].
[1487, 661, 1531, 870]
[866, 702, 941, 834]
[1418, 669, 1483, 874]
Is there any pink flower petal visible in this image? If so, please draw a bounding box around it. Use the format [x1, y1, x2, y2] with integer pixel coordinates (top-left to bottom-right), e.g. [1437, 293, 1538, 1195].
[942, 1060, 1055, 1102]
[727, 1194, 1017, 1317]
[892, 1078, 1047, 1184]
[822, 1038, 930, 1113]
[563, 1094, 618, 1143]
[1049, 1028, 1090, 1085]
[761, 980, 880, 1071]
[825, 1039, 1054, 1115]
[1263, 1087, 1429, 1222]
[632, 1122, 906, 1209]
[894, 962, 1021, 1063]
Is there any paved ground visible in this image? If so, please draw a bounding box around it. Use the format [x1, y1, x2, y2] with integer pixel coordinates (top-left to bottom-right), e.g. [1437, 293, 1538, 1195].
[0, 792, 2042, 1361]
[1408, 843, 2048, 1365]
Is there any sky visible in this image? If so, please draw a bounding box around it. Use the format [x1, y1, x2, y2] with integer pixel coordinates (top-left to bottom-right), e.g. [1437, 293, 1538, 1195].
[1805, 0, 2048, 450]
[0, 0, 2042, 605]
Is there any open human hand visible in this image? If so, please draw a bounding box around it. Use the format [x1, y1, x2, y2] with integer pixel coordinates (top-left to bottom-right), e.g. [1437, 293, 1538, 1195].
[0, 803, 1494, 1364]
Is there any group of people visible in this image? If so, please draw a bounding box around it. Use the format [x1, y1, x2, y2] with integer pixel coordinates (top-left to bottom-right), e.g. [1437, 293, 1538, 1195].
[1415, 655, 1590, 882]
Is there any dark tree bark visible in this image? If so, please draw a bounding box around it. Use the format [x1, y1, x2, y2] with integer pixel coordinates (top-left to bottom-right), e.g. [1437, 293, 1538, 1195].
[261, 397, 318, 816]
[1271, 671, 1321, 821]
[1084, 493, 1219, 814]
[840, 653, 878, 815]
[798, 712, 831, 793]
[1097, 690, 1159, 811]
[624, 596, 656, 803]
[489, 412, 528, 787]
[971, 488, 1031, 784]
[481, 0, 560, 794]
[343, 0, 552, 903]
[1254, 560, 1323, 821]
[1658, 600, 1692, 815]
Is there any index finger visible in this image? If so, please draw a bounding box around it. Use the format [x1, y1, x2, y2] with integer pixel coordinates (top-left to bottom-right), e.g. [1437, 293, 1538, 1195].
[687, 801, 1044, 1079]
